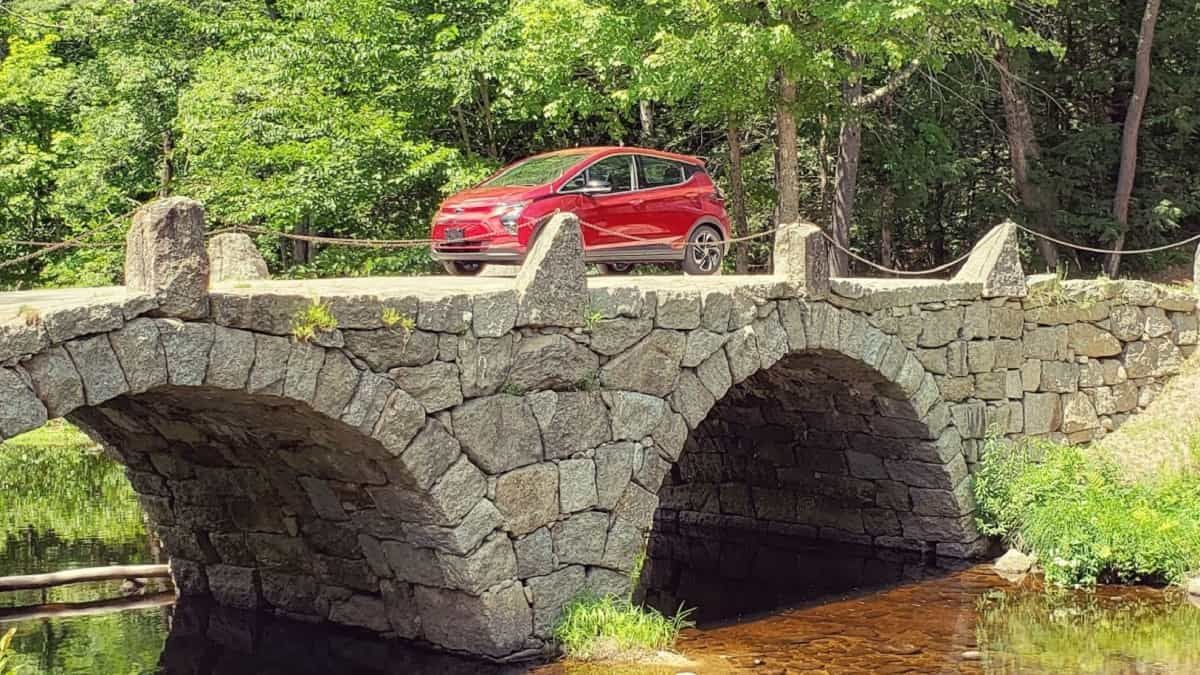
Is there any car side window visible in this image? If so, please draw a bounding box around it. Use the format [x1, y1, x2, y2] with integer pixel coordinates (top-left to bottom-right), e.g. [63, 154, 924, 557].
[563, 155, 634, 193]
[637, 156, 687, 189]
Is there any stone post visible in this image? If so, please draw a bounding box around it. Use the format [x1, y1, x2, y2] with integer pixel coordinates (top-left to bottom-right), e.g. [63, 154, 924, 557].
[515, 212, 588, 327]
[125, 197, 210, 319]
[772, 222, 830, 298]
[207, 232, 269, 284]
[952, 220, 1026, 298]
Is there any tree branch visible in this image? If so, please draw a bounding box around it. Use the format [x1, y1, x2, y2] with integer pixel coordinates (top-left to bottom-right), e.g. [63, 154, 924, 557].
[851, 60, 921, 109]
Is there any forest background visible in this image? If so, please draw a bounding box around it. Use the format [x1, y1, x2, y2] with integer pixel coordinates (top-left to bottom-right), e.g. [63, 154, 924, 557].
[0, 0, 1192, 286]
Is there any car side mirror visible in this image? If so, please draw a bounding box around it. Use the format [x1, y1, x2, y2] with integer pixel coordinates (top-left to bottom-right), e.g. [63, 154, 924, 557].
[576, 179, 613, 195]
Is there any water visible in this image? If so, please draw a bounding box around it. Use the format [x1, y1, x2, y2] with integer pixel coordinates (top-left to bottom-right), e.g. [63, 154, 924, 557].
[2, 428, 1199, 673]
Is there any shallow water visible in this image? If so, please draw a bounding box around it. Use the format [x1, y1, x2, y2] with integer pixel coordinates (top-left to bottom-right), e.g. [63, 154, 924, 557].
[2, 440, 1198, 673]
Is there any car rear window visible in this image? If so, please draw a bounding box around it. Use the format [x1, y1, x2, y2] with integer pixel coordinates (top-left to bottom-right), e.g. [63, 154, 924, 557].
[484, 152, 590, 187]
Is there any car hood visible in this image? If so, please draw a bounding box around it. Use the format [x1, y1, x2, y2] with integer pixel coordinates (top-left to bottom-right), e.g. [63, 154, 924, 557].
[439, 184, 550, 211]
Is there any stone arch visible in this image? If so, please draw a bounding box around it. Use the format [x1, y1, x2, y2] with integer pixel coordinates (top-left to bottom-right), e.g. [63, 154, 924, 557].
[640, 300, 979, 564]
[0, 316, 524, 655]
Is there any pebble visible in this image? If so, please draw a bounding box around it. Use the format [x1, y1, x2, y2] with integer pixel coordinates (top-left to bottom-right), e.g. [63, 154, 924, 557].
[961, 650, 982, 660]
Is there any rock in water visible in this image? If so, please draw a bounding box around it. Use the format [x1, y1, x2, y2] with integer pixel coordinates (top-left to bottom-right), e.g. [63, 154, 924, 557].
[125, 197, 210, 319]
[993, 548, 1036, 575]
[207, 232, 269, 283]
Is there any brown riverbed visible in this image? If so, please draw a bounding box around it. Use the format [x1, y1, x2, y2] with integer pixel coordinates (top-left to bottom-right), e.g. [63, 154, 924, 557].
[535, 527, 1200, 675]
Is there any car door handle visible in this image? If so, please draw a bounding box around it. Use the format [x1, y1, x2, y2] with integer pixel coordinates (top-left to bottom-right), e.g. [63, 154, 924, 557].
[629, 198, 645, 206]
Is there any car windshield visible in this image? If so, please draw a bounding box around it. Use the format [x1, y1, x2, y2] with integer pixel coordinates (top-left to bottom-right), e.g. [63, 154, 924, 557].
[484, 152, 590, 187]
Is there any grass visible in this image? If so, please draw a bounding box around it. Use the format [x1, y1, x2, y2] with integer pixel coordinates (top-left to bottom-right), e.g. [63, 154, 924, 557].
[291, 298, 337, 342]
[1099, 354, 1200, 480]
[553, 594, 694, 662]
[974, 437, 1200, 587]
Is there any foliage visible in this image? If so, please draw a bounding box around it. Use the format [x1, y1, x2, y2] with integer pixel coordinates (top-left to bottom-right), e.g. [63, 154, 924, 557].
[976, 586, 1200, 672]
[0, 628, 17, 675]
[552, 594, 694, 661]
[290, 298, 337, 342]
[2, 0, 1199, 284]
[974, 437, 1200, 587]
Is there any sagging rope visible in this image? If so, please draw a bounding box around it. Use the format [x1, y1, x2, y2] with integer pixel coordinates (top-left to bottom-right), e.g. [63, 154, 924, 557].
[1011, 223, 1200, 256]
[5, 207, 1200, 276]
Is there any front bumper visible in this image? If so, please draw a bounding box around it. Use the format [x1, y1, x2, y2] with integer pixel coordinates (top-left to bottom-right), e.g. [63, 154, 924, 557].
[430, 245, 525, 263]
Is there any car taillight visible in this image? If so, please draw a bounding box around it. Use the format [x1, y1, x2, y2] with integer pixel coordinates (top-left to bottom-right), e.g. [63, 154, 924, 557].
[490, 201, 530, 234]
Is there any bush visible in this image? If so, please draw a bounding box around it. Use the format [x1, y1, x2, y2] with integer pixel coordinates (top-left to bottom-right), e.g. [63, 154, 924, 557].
[553, 594, 694, 661]
[975, 438, 1200, 587]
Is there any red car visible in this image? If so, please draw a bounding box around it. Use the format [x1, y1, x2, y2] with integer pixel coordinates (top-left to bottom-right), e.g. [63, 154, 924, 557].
[430, 147, 730, 275]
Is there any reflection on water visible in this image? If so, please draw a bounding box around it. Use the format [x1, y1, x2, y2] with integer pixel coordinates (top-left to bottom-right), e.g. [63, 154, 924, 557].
[608, 524, 1200, 674]
[160, 600, 523, 675]
[2, 425, 1199, 673]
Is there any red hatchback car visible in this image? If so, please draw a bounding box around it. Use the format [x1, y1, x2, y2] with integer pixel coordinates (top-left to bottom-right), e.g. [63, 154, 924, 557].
[430, 147, 730, 275]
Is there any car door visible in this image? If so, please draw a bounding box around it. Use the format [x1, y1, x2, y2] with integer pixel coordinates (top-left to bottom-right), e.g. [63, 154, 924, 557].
[633, 155, 696, 245]
[559, 154, 638, 250]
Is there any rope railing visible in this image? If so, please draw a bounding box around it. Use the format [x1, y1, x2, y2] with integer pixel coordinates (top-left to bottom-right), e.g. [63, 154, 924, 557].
[4, 207, 1200, 277]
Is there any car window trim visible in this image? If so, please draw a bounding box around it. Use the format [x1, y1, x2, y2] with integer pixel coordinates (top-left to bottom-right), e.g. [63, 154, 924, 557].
[558, 152, 701, 196]
[635, 154, 689, 190]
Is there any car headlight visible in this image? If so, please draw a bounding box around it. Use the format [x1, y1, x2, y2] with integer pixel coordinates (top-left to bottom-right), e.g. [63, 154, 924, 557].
[491, 201, 530, 234]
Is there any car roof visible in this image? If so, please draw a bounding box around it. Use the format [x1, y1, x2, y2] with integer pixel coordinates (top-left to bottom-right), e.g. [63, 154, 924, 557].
[533, 146, 704, 166]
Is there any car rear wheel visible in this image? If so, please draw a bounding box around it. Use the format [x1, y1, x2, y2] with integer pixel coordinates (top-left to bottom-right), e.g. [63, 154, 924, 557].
[681, 225, 724, 275]
[598, 262, 635, 275]
[442, 261, 485, 276]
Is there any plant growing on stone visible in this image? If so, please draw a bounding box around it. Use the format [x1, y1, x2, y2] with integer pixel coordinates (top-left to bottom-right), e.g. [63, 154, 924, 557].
[583, 307, 604, 332]
[553, 594, 694, 661]
[381, 307, 415, 332]
[291, 299, 338, 342]
[16, 305, 39, 326]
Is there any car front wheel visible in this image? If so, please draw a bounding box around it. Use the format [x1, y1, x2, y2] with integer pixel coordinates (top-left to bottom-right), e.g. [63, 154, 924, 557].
[598, 262, 635, 275]
[681, 225, 724, 275]
[442, 261, 485, 276]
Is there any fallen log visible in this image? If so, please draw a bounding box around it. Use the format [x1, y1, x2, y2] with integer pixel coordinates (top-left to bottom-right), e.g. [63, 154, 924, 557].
[0, 564, 170, 592]
[0, 591, 175, 624]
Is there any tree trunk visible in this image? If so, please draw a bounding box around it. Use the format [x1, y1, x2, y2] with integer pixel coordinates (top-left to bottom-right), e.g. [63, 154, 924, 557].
[817, 113, 831, 221]
[880, 183, 895, 268]
[996, 46, 1059, 269]
[726, 123, 750, 274]
[158, 129, 174, 197]
[1104, 0, 1161, 277]
[775, 71, 801, 225]
[639, 101, 655, 142]
[477, 74, 498, 160]
[293, 215, 312, 265]
[830, 65, 863, 277]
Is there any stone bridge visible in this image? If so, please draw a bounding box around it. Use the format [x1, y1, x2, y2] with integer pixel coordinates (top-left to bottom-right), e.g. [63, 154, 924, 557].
[1, 198, 1196, 659]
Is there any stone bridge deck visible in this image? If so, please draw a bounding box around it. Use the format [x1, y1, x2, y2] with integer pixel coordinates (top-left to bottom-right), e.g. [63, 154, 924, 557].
[1, 198, 1197, 660]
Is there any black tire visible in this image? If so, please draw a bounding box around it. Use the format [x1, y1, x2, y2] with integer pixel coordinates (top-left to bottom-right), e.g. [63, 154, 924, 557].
[442, 261, 485, 276]
[598, 262, 636, 275]
[681, 225, 724, 275]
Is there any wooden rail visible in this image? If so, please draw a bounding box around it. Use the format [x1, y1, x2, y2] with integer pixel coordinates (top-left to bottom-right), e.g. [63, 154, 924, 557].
[0, 564, 170, 592]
